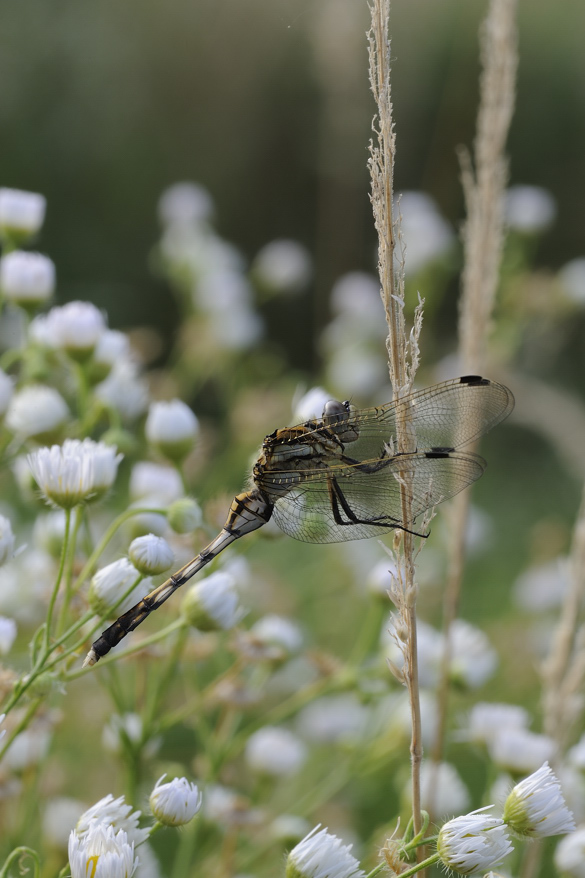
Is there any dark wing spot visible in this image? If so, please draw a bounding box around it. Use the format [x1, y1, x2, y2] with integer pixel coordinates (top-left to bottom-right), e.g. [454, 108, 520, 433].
[459, 375, 489, 386]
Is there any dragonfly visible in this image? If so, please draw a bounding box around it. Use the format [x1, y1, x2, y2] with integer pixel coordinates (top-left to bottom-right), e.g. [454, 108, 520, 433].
[84, 375, 514, 666]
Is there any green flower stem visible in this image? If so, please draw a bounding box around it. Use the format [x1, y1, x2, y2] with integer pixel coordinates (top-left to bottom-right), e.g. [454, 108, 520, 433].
[0, 847, 41, 878]
[73, 359, 90, 420]
[42, 507, 72, 655]
[389, 853, 440, 877]
[0, 346, 27, 372]
[174, 459, 190, 494]
[364, 864, 387, 878]
[0, 697, 42, 763]
[71, 505, 167, 595]
[56, 505, 84, 637]
[145, 821, 164, 838]
[400, 834, 439, 854]
[64, 617, 186, 680]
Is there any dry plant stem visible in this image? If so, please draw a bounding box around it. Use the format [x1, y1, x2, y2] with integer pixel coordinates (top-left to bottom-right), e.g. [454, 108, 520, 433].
[368, 0, 423, 849]
[429, 0, 517, 808]
[541, 481, 585, 748]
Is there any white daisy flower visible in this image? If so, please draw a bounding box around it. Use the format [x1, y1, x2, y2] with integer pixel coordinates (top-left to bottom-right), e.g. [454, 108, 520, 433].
[68, 822, 138, 878]
[292, 386, 334, 424]
[437, 807, 514, 875]
[554, 826, 585, 877]
[0, 615, 17, 654]
[7, 384, 68, 439]
[158, 181, 214, 227]
[75, 793, 150, 846]
[96, 362, 150, 422]
[462, 702, 531, 746]
[27, 439, 122, 508]
[449, 618, 498, 689]
[245, 726, 307, 777]
[249, 615, 303, 656]
[43, 300, 106, 359]
[296, 694, 370, 746]
[415, 761, 471, 818]
[285, 825, 365, 878]
[503, 761, 576, 838]
[129, 461, 183, 505]
[149, 775, 202, 826]
[504, 185, 556, 233]
[490, 728, 557, 775]
[252, 239, 311, 296]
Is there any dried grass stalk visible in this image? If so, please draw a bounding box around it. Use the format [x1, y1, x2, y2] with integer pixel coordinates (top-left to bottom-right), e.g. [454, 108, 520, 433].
[430, 0, 518, 795]
[368, 0, 425, 843]
[541, 482, 585, 748]
[459, 0, 518, 372]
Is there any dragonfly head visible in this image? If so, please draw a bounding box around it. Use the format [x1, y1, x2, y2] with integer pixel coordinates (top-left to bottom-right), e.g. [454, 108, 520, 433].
[322, 399, 359, 443]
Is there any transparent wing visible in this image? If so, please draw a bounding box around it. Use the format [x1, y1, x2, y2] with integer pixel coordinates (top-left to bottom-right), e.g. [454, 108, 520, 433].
[267, 451, 486, 544]
[291, 376, 514, 463]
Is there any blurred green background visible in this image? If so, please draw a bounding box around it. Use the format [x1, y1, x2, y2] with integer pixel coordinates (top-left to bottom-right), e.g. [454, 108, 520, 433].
[2, 0, 585, 364]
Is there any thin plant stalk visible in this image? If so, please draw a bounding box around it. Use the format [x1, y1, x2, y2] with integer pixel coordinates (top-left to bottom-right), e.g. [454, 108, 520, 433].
[430, 0, 518, 803]
[541, 480, 585, 748]
[368, 0, 424, 846]
[42, 507, 72, 655]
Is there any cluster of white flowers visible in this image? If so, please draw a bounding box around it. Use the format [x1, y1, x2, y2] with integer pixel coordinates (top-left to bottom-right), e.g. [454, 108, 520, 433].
[30, 300, 106, 359]
[158, 181, 263, 352]
[67, 780, 202, 876]
[432, 762, 574, 874]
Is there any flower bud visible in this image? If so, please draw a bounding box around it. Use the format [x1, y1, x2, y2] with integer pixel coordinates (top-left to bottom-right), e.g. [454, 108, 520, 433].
[181, 571, 241, 631]
[128, 534, 174, 575]
[503, 762, 575, 838]
[167, 497, 203, 533]
[149, 775, 202, 826]
[145, 399, 199, 461]
[0, 188, 46, 240]
[89, 559, 151, 618]
[0, 251, 55, 308]
[7, 385, 68, 441]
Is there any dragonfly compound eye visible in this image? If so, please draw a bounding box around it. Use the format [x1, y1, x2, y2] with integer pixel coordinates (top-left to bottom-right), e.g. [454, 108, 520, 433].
[322, 399, 349, 420]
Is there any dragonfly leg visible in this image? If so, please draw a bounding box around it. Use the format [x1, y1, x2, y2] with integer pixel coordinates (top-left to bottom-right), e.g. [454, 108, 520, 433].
[327, 476, 427, 538]
[340, 452, 392, 474]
